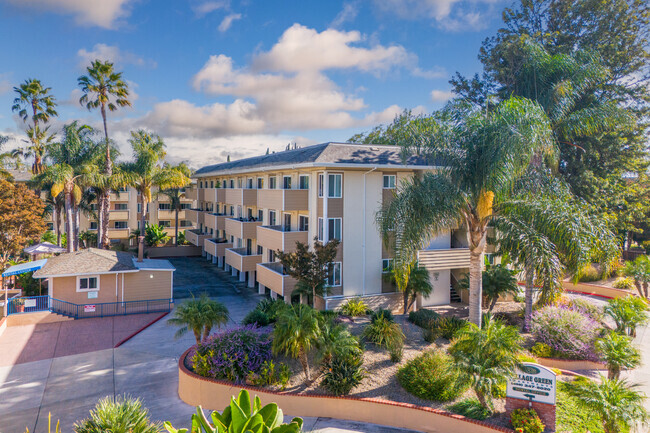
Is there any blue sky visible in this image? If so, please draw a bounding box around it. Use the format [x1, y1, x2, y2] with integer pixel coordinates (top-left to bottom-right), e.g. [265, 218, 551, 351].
[0, 0, 507, 167]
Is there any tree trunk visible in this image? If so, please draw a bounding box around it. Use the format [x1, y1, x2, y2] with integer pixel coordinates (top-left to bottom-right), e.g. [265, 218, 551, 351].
[403, 290, 409, 314]
[644, 282, 649, 299]
[193, 329, 201, 346]
[140, 195, 148, 251]
[634, 281, 644, 299]
[299, 347, 311, 381]
[203, 325, 212, 342]
[101, 103, 112, 250]
[608, 366, 620, 380]
[524, 270, 534, 331]
[488, 296, 498, 312]
[74, 205, 80, 251]
[475, 390, 488, 410]
[55, 202, 62, 247]
[96, 194, 103, 249]
[175, 206, 179, 246]
[65, 192, 74, 253]
[468, 249, 484, 327]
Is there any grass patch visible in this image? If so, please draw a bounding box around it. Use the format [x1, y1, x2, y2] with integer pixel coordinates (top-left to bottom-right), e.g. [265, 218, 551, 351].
[556, 381, 604, 433]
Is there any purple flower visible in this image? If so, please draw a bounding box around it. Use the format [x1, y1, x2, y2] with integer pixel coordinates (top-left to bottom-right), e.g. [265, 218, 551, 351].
[531, 306, 601, 361]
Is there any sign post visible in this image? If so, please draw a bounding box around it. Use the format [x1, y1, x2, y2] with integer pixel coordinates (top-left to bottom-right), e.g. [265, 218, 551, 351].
[506, 363, 557, 432]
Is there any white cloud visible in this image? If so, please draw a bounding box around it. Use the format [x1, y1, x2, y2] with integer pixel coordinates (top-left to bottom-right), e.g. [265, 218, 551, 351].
[218, 13, 242, 32]
[0, 75, 11, 95]
[430, 89, 454, 102]
[191, 0, 229, 17]
[4, 0, 133, 28]
[331, 2, 359, 28]
[77, 43, 156, 69]
[413, 66, 447, 79]
[253, 24, 412, 73]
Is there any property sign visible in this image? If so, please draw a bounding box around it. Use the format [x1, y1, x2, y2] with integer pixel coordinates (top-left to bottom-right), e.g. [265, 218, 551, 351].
[87, 291, 98, 299]
[506, 363, 557, 405]
[24, 299, 36, 308]
[84, 305, 96, 313]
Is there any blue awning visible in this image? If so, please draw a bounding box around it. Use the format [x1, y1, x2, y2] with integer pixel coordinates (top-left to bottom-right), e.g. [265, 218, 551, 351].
[2, 259, 48, 277]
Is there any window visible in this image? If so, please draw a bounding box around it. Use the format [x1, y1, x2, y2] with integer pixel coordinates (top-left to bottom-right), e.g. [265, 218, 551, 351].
[90, 203, 98, 211]
[137, 203, 142, 213]
[485, 253, 495, 265]
[114, 221, 128, 229]
[283, 213, 291, 231]
[199, 181, 203, 188]
[247, 207, 253, 219]
[229, 179, 234, 188]
[299, 215, 309, 232]
[283, 176, 292, 189]
[328, 174, 342, 198]
[299, 175, 309, 190]
[318, 217, 342, 241]
[210, 180, 214, 188]
[326, 262, 342, 286]
[383, 175, 396, 189]
[247, 178, 253, 189]
[180, 203, 191, 210]
[180, 220, 192, 227]
[269, 176, 277, 189]
[318, 174, 324, 197]
[257, 245, 263, 255]
[77, 276, 99, 292]
[268, 250, 276, 262]
[159, 203, 172, 210]
[46, 222, 54, 230]
[229, 206, 234, 216]
[90, 221, 98, 230]
[257, 177, 264, 189]
[237, 178, 243, 188]
[269, 210, 277, 226]
[159, 220, 171, 227]
[258, 209, 264, 221]
[115, 203, 128, 210]
[382, 259, 393, 273]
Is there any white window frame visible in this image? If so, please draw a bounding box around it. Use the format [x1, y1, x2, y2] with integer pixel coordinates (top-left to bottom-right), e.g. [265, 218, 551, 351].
[383, 175, 396, 189]
[318, 217, 342, 241]
[283, 175, 292, 190]
[114, 221, 128, 229]
[269, 176, 277, 189]
[328, 174, 342, 198]
[257, 177, 264, 189]
[299, 215, 309, 232]
[318, 174, 324, 197]
[269, 210, 277, 226]
[77, 275, 100, 292]
[326, 262, 342, 287]
[382, 258, 393, 273]
[247, 178, 253, 189]
[299, 175, 309, 190]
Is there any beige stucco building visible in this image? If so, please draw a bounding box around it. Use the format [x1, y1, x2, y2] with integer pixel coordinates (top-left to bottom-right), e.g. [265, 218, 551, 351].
[186, 142, 472, 311]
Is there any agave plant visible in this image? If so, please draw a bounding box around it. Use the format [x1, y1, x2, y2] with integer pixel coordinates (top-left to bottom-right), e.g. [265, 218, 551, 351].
[74, 396, 161, 433]
[164, 389, 303, 433]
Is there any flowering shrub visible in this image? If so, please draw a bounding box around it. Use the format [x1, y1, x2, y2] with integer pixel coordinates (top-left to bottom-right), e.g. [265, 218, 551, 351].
[192, 325, 272, 382]
[531, 306, 601, 360]
[511, 408, 545, 433]
[530, 342, 553, 358]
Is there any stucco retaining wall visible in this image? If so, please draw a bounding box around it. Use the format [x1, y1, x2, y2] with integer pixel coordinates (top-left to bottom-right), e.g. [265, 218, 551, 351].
[178, 350, 513, 433]
[536, 357, 606, 371]
[561, 281, 633, 299]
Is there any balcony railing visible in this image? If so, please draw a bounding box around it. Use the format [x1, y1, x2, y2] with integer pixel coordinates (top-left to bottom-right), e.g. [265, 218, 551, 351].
[225, 247, 263, 273]
[109, 191, 129, 201]
[107, 228, 131, 239]
[225, 217, 263, 239]
[109, 210, 129, 220]
[186, 209, 205, 226]
[417, 248, 470, 271]
[204, 239, 232, 257]
[201, 188, 226, 203]
[257, 189, 308, 211]
[256, 262, 297, 297]
[225, 188, 257, 207]
[157, 209, 184, 220]
[185, 229, 211, 247]
[205, 213, 229, 231]
[185, 188, 198, 201]
[256, 226, 308, 253]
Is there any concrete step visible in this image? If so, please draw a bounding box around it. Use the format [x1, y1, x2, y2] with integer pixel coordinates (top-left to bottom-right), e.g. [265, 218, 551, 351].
[6, 311, 74, 327]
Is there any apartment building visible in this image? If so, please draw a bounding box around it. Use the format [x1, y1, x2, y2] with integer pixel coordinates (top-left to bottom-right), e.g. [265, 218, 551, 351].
[7, 170, 196, 247]
[186, 142, 473, 311]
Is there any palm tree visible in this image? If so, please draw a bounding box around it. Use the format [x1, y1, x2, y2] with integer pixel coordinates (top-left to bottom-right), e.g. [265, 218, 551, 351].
[459, 261, 519, 312]
[39, 164, 82, 253]
[604, 296, 649, 337]
[448, 316, 523, 410]
[167, 296, 229, 345]
[273, 304, 321, 381]
[622, 256, 650, 299]
[11, 78, 58, 175]
[384, 262, 432, 313]
[596, 331, 641, 379]
[160, 162, 192, 246]
[377, 97, 555, 326]
[316, 319, 361, 364]
[121, 130, 190, 254]
[78, 60, 131, 249]
[567, 376, 648, 433]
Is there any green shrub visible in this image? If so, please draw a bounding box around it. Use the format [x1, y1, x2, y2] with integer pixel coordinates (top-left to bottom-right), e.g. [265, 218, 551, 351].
[371, 308, 394, 323]
[248, 360, 291, 390]
[446, 398, 491, 420]
[339, 298, 368, 316]
[511, 408, 545, 433]
[73, 396, 161, 433]
[517, 353, 537, 363]
[437, 316, 466, 340]
[568, 298, 604, 322]
[423, 326, 439, 343]
[257, 298, 289, 322]
[613, 277, 635, 291]
[242, 309, 270, 327]
[362, 316, 405, 361]
[397, 351, 467, 401]
[531, 342, 554, 358]
[320, 356, 365, 396]
[319, 310, 340, 323]
[605, 296, 649, 337]
[579, 265, 602, 282]
[408, 309, 440, 328]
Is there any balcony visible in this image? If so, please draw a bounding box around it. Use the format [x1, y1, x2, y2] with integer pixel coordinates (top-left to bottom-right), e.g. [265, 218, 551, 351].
[107, 228, 130, 239]
[158, 209, 184, 220]
[205, 213, 229, 232]
[225, 247, 263, 273]
[256, 226, 308, 253]
[185, 188, 198, 201]
[186, 209, 205, 226]
[202, 188, 226, 203]
[225, 217, 262, 239]
[257, 189, 308, 211]
[417, 248, 471, 271]
[109, 210, 129, 220]
[225, 188, 257, 207]
[110, 191, 129, 201]
[256, 262, 297, 297]
[185, 229, 211, 247]
[204, 239, 233, 257]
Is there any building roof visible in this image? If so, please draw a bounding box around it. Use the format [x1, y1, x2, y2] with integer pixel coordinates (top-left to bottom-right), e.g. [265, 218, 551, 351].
[133, 258, 175, 271]
[193, 142, 431, 177]
[24, 242, 67, 255]
[33, 248, 138, 278]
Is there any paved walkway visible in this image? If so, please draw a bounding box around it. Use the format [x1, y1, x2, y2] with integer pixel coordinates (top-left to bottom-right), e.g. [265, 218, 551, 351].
[0, 257, 417, 433]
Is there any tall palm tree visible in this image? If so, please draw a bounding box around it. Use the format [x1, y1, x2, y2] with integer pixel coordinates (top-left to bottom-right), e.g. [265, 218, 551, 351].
[39, 164, 82, 253]
[596, 331, 641, 380]
[377, 97, 555, 326]
[167, 296, 229, 345]
[273, 304, 321, 381]
[567, 376, 648, 433]
[384, 262, 432, 313]
[160, 162, 192, 246]
[78, 60, 131, 249]
[122, 130, 190, 254]
[11, 78, 58, 175]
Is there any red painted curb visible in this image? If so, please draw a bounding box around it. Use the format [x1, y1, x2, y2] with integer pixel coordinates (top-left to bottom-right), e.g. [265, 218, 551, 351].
[114, 312, 169, 348]
[563, 289, 616, 299]
[178, 349, 515, 432]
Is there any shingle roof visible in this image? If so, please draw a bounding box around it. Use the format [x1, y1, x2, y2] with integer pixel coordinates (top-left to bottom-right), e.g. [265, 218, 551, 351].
[194, 142, 430, 177]
[33, 248, 137, 278]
